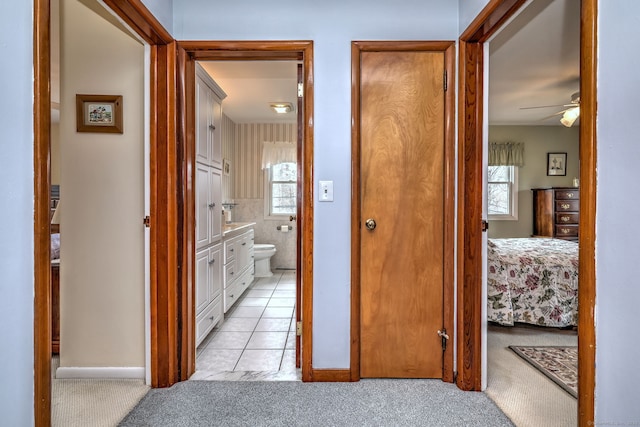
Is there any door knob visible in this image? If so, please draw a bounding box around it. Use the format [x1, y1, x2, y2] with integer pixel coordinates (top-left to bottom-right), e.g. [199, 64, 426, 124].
[365, 218, 377, 230]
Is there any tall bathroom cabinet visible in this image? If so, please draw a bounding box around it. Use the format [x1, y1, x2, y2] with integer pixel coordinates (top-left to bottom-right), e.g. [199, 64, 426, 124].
[195, 64, 227, 346]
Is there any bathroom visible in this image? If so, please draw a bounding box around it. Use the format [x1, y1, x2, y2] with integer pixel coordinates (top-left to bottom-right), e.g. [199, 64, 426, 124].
[194, 60, 300, 379]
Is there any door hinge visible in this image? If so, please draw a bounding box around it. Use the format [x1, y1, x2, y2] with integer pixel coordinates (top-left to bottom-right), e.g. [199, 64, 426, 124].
[296, 321, 303, 336]
[297, 83, 304, 98]
[437, 328, 449, 352]
[143, 215, 150, 228]
[443, 70, 448, 92]
[481, 219, 489, 232]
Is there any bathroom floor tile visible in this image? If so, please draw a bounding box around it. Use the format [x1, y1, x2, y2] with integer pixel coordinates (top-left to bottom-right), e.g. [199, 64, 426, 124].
[262, 307, 294, 318]
[255, 318, 291, 332]
[276, 283, 296, 290]
[234, 350, 283, 371]
[237, 297, 270, 307]
[227, 306, 265, 318]
[267, 297, 296, 308]
[245, 289, 274, 298]
[280, 349, 296, 371]
[205, 331, 252, 350]
[218, 317, 259, 332]
[246, 331, 288, 350]
[272, 290, 296, 298]
[285, 332, 296, 349]
[196, 349, 242, 372]
[251, 282, 277, 290]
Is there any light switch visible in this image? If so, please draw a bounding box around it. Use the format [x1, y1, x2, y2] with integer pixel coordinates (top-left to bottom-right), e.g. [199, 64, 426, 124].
[319, 180, 334, 202]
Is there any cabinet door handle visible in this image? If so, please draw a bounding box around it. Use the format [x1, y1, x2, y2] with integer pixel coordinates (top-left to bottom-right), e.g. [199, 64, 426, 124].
[209, 125, 216, 130]
[242, 242, 246, 246]
[208, 259, 215, 264]
[208, 203, 216, 208]
[209, 316, 214, 321]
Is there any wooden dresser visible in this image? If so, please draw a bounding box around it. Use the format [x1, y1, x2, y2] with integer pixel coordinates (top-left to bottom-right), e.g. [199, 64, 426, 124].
[532, 187, 579, 241]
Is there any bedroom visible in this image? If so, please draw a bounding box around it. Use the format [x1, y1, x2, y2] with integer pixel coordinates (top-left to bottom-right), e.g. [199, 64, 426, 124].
[485, 0, 580, 425]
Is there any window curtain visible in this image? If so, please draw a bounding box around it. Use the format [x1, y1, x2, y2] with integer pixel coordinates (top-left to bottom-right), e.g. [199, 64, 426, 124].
[261, 141, 296, 169]
[488, 142, 525, 166]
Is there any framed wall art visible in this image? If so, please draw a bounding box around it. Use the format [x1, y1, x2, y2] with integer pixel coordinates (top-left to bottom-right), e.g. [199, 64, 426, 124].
[547, 152, 567, 176]
[76, 94, 123, 133]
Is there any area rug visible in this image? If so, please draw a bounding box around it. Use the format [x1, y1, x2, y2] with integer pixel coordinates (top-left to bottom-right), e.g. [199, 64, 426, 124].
[509, 345, 577, 398]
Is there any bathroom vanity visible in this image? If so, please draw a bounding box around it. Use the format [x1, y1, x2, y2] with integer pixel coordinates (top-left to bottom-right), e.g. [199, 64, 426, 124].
[222, 223, 255, 312]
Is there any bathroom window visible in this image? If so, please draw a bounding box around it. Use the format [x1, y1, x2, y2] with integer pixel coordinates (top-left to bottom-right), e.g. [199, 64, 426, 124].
[488, 165, 518, 220]
[265, 162, 297, 218]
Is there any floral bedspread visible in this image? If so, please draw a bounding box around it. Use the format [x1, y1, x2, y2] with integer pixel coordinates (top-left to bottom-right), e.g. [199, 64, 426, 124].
[487, 238, 579, 327]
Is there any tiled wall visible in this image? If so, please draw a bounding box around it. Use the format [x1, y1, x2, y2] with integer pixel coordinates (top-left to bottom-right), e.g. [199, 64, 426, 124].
[222, 121, 297, 270]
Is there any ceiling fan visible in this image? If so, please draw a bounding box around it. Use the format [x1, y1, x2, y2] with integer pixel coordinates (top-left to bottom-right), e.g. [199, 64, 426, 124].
[520, 91, 581, 127]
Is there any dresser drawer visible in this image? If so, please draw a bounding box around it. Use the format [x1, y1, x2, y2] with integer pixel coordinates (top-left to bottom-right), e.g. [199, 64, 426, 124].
[555, 212, 579, 224]
[555, 189, 579, 200]
[224, 280, 241, 313]
[555, 199, 579, 212]
[224, 260, 236, 288]
[555, 224, 578, 237]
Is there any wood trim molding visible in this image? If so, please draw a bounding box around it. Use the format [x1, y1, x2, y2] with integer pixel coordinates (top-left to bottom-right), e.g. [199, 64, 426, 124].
[578, 0, 597, 424]
[34, 0, 52, 424]
[311, 369, 352, 382]
[350, 40, 456, 382]
[176, 41, 315, 383]
[457, 3, 597, 423]
[101, 0, 172, 44]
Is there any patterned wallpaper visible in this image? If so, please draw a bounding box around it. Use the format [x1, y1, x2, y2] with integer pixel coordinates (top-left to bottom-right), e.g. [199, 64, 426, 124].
[221, 120, 297, 269]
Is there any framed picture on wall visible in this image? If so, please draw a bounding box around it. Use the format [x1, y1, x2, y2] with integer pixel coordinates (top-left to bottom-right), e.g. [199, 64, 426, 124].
[223, 158, 231, 176]
[76, 94, 123, 133]
[547, 152, 567, 176]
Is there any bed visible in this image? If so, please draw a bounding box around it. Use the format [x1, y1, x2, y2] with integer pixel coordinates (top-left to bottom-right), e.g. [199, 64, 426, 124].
[487, 238, 579, 327]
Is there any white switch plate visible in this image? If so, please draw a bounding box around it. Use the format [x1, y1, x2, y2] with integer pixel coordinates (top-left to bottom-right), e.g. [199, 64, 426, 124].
[319, 180, 334, 202]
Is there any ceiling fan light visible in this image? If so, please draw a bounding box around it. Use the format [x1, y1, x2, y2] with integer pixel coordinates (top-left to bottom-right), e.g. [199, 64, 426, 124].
[560, 107, 580, 127]
[269, 102, 293, 114]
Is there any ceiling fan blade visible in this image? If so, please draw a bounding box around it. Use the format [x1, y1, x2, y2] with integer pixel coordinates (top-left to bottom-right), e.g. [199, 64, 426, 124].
[537, 110, 569, 121]
[520, 103, 575, 110]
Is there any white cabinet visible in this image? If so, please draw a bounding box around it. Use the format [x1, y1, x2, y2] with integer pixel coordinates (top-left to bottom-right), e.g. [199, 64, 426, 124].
[195, 63, 227, 345]
[223, 227, 255, 313]
[195, 243, 223, 346]
[196, 164, 222, 249]
[196, 64, 225, 170]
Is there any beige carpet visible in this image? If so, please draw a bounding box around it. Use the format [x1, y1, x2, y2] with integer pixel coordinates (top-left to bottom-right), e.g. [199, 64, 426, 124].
[486, 324, 578, 427]
[52, 357, 149, 427]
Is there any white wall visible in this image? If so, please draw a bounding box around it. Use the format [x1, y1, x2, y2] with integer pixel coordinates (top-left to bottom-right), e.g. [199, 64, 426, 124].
[59, 0, 145, 370]
[459, 0, 490, 32]
[488, 125, 579, 238]
[595, 0, 640, 423]
[174, 0, 458, 368]
[0, 2, 35, 424]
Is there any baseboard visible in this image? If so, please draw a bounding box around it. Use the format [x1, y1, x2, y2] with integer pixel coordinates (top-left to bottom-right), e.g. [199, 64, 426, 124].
[311, 369, 353, 382]
[56, 366, 145, 380]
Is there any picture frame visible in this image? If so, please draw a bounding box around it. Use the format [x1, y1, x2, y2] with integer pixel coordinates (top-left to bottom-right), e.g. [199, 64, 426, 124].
[223, 158, 231, 176]
[76, 94, 123, 133]
[547, 152, 567, 176]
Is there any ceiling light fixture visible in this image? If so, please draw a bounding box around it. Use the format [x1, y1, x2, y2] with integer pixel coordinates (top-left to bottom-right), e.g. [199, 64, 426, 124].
[560, 106, 580, 127]
[269, 102, 294, 114]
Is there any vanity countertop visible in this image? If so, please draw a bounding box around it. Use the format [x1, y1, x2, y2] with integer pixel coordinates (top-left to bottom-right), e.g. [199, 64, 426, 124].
[223, 222, 256, 237]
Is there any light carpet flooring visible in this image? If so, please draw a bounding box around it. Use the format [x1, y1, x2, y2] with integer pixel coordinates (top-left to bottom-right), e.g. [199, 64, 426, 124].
[486, 323, 578, 427]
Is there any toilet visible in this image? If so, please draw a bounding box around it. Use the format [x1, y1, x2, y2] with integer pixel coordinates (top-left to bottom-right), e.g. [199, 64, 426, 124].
[254, 243, 277, 277]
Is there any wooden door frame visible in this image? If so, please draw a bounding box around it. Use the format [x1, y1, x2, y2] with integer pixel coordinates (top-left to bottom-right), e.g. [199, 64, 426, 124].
[350, 41, 456, 382]
[175, 40, 315, 382]
[457, 0, 597, 425]
[34, 1, 177, 424]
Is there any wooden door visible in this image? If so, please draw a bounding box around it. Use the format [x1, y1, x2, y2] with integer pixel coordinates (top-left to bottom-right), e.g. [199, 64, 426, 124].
[360, 50, 446, 378]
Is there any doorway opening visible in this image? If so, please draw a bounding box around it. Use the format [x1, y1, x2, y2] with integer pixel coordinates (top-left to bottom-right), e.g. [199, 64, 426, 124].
[192, 60, 302, 380]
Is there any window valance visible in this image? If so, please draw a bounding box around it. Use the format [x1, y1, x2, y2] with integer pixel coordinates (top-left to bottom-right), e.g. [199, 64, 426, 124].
[261, 141, 296, 169]
[488, 141, 525, 166]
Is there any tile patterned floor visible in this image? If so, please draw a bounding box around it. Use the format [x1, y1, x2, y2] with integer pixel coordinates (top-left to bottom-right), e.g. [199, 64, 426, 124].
[191, 270, 300, 381]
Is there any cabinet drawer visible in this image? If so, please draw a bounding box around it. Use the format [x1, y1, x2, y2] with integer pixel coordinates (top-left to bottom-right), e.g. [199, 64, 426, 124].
[224, 238, 237, 263]
[224, 280, 241, 313]
[555, 224, 578, 237]
[196, 295, 222, 346]
[555, 212, 579, 224]
[236, 268, 254, 296]
[224, 260, 236, 288]
[555, 200, 579, 212]
[555, 189, 579, 200]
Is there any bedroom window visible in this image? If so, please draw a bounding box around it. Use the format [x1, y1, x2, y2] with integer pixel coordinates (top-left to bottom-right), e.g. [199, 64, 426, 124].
[265, 162, 297, 218]
[488, 165, 518, 220]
